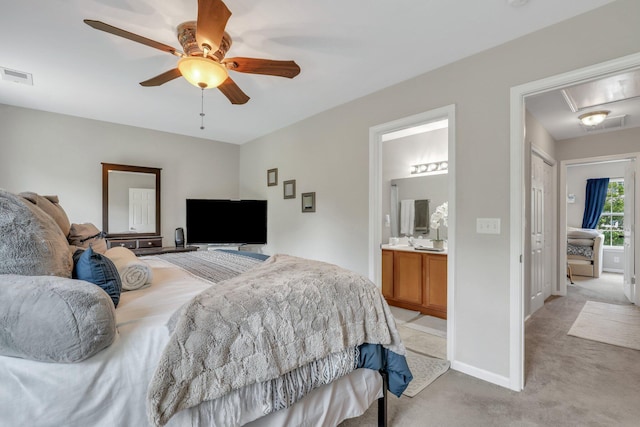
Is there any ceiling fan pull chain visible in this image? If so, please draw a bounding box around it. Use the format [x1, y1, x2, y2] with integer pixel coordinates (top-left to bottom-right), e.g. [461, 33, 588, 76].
[200, 88, 206, 130]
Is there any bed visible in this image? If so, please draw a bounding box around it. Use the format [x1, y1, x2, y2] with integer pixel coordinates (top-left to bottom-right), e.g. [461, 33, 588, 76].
[0, 188, 411, 427]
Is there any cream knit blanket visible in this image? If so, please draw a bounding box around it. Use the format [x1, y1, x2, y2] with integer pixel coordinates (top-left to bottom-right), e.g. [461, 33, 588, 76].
[147, 254, 403, 426]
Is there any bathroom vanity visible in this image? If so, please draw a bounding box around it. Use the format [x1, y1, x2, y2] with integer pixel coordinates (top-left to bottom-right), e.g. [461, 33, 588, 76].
[381, 244, 447, 319]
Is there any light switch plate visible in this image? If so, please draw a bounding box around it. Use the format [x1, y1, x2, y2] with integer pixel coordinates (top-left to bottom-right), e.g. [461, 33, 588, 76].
[477, 218, 501, 234]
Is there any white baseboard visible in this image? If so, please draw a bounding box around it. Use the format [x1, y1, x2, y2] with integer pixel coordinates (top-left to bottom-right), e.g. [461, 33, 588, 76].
[450, 360, 515, 390]
[603, 268, 624, 274]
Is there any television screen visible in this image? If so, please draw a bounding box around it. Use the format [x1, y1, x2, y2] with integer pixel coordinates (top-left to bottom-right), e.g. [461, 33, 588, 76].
[186, 199, 267, 245]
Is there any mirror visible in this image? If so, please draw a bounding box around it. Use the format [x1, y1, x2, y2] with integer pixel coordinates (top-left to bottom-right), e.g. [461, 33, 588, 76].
[389, 173, 448, 238]
[396, 198, 430, 237]
[102, 163, 161, 237]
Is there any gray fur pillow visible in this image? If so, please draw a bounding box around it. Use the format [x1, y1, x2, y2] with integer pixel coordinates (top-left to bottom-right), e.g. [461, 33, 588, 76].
[0, 275, 117, 363]
[0, 189, 73, 277]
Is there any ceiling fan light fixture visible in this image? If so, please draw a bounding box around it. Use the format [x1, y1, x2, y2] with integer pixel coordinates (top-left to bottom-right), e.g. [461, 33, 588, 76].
[178, 56, 228, 89]
[578, 110, 610, 126]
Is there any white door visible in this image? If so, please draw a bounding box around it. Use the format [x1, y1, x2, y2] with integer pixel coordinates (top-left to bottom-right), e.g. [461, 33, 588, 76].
[129, 188, 156, 233]
[623, 161, 636, 304]
[530, 154, 545, 314]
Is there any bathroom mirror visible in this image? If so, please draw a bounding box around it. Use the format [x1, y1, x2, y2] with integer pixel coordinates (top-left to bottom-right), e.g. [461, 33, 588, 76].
[102, 163, 161, 237]
[396, 198, 430, 237]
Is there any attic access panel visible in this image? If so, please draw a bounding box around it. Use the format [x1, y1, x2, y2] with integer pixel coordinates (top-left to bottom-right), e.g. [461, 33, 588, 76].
[561, 70, 640, 112]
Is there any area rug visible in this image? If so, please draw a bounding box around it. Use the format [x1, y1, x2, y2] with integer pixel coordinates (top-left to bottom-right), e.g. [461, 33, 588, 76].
[389, 305, 421, 325]
[398, 324, 447, 360]
[403, 314, 447, 338]
[402, 350, 450, 397]
[568, 300, 640, 351]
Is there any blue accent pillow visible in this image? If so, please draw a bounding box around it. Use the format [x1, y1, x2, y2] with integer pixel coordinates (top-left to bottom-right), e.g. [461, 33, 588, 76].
[73, 247, 122, 307]
[218, 249, 270, 261]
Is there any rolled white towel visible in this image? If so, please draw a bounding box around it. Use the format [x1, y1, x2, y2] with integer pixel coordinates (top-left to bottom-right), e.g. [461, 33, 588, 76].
[104, 247, 153, 291]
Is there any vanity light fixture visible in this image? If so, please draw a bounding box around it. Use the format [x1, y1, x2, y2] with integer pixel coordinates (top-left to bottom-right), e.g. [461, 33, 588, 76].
[410, 161, 448, 175]
[578, 110, 610, 126]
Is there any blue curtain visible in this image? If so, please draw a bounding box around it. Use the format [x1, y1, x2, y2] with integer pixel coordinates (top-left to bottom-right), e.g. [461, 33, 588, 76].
[581, 178, 610, 229]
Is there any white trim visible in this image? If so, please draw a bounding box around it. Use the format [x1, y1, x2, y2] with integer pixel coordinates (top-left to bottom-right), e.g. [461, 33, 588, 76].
[558, 161, 568, 297]
[369, 104, 456, 361]
[531, 145, 556, 166]
[510, 52, 640, 392]
[450, 361, 512, 390]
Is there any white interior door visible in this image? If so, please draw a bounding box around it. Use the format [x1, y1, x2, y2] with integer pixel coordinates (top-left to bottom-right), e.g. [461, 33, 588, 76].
[623, 161, 636, 304]
[530, 154, 545, 314]
[129, 188, 155, 233]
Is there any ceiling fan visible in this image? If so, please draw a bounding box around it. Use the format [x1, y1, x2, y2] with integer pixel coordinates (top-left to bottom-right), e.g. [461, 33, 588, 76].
[84, 0, 300, 105]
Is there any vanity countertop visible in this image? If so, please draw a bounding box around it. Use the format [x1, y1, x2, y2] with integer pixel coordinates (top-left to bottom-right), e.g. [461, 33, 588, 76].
[381, 243, 448, 255]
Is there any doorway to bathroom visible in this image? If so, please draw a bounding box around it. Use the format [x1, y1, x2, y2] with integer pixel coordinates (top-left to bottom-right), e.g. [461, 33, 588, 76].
[369, 104, 456, 359]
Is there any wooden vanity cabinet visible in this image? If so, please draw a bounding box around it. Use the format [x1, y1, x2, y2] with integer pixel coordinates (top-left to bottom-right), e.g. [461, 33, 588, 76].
[381, 249, 447, 319]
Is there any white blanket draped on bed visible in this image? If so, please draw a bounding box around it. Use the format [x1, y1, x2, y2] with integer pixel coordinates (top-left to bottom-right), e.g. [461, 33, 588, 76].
[148, 254, 404, 426]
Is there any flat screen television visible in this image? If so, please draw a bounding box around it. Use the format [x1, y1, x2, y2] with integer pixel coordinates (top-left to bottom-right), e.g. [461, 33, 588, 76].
[186, 199, 267, 245]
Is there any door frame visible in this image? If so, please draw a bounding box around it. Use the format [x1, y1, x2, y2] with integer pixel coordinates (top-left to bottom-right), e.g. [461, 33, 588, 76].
[369, 104, 456, 359]
[510, 52, 640, 391]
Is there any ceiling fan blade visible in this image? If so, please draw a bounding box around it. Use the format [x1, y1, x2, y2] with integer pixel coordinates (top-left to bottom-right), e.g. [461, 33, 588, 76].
[196, 0, 232, 52]
[84, 20, 182, 56]
[223, 58, 301, 78]
[140, 68, 182, 87]
[218, 77, 250, 104]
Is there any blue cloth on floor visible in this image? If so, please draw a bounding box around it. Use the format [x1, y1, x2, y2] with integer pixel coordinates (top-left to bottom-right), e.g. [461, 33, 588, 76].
[358, 343, 413, 397]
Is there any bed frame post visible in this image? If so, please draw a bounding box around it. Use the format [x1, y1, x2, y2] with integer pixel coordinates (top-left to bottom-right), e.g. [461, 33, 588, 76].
[377, 371, 388, 427]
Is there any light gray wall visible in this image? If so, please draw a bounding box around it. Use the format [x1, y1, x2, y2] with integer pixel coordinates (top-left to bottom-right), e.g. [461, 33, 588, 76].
[556, 126, 640, 161]
[0, 104, 240, 245]
[239, 0, 640, 382]
[526, 110, 557, 159]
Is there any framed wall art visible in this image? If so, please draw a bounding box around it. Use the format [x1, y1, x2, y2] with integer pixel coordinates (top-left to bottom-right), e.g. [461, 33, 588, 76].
[301, 192, 316, 212]
[267, 168, 278, 186]
[283, 180, 296, 199]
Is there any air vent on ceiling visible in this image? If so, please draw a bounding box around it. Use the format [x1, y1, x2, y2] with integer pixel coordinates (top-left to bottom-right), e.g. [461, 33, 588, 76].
[1, 67, 33, 85]
[581, 115, 626, 132]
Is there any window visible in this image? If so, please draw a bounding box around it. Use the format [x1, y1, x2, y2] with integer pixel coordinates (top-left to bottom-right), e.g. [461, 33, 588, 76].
[597, 179, 624, 246]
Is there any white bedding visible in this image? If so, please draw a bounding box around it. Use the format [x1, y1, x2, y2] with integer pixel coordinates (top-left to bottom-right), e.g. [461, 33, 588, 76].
[0, 256, 381, 427]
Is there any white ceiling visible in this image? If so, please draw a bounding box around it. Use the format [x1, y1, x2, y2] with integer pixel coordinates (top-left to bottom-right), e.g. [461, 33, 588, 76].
[526, 69, 640, 141]
[0, 0, 614, 144]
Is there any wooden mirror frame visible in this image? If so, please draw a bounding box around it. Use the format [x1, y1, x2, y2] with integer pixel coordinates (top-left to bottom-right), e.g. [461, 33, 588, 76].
[102, 163, 161, 238]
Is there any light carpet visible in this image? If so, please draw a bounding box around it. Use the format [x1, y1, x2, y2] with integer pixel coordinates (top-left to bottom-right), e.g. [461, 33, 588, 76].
[401, 350, 450, 397]
[568, 300, 640, 351]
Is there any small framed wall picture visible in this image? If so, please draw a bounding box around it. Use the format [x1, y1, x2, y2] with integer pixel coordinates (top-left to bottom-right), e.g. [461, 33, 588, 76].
[283, 180, 296, 199]
[301, 192, 316, 212]
[267, 168, 278, 187]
